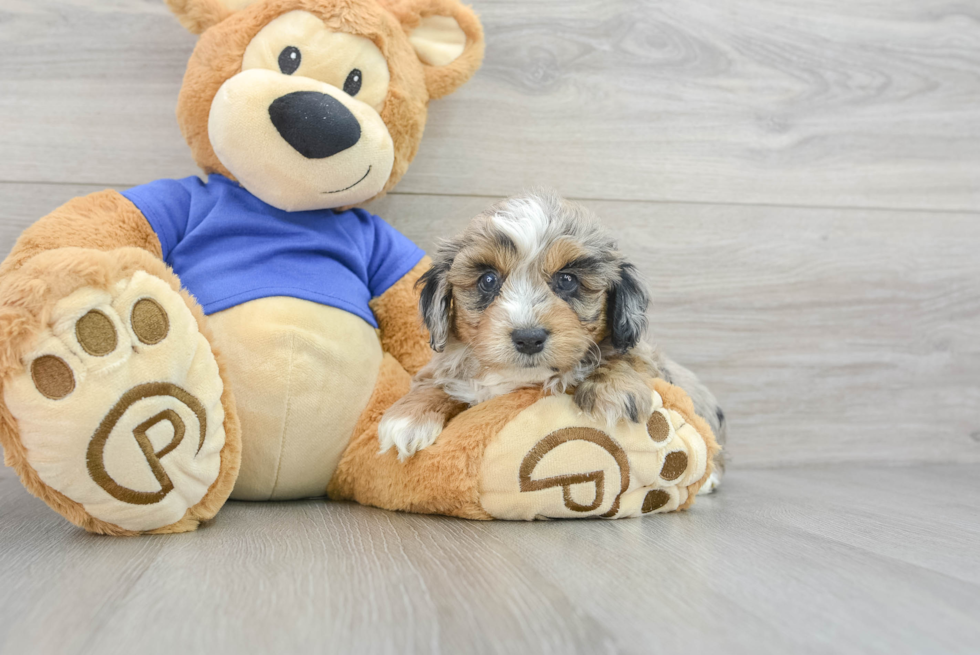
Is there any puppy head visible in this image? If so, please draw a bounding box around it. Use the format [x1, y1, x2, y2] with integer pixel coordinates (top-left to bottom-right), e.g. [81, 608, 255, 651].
[418, 192, 649, 374]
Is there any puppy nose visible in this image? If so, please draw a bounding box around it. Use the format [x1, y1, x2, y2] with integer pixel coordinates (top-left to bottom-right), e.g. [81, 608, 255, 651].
[268, 91, 361, 159]
[511, 328, 549, 355]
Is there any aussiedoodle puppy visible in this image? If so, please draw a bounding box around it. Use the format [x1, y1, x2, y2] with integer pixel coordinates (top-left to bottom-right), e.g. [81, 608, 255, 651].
[378, 191, 726, 491]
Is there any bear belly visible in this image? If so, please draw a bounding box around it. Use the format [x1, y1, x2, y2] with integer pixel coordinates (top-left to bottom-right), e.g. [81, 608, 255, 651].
[208, 296, 383, 500]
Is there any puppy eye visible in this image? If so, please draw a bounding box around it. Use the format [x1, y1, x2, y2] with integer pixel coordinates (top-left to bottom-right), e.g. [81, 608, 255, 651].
[278, 46, 301, 75]
[344, 69, 362, 96]
[552, 272, 579, 295]
[477, 271, 499, 294]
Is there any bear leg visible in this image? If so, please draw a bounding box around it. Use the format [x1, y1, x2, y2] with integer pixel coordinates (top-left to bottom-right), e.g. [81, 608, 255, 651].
[328, 356, 719, 520]
[0, 247, 241, 535]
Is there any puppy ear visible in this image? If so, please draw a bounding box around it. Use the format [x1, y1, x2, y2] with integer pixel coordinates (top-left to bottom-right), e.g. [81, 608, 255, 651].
[416, 255, 454, 352]
[607, 263, 649, 352]
[165, 0, 257, 35]
[390, 0, 486, 99]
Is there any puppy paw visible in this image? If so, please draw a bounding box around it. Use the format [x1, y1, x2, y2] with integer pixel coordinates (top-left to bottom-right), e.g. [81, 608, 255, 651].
[697, 469, 723, 495]
[378, 410, 445, 460]
[574, 375, 653, 426]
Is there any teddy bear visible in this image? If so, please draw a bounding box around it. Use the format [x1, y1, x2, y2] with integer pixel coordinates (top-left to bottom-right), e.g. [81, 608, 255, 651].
[0, 0, 720, 536]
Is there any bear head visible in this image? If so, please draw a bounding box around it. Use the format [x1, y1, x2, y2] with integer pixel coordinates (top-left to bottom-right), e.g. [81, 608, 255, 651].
[166, 0, 484, 211]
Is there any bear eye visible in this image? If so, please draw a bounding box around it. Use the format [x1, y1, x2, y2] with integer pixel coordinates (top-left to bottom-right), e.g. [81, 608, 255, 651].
[344, 69, 362, 96]
[278, 46, 301, 75]
[477, 270, 499, 295]
[552, 272, 579, 296]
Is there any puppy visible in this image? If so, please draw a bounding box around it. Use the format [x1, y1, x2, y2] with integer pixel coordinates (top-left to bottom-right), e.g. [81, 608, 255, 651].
[378, 191, 726, 491]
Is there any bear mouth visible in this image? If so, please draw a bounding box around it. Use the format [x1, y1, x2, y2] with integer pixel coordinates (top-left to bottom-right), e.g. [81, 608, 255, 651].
[322, 166, 372, 194]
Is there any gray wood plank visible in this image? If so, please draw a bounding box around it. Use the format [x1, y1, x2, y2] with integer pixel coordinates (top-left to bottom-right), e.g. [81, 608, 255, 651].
[478, 464, 980, 655]
[1, 1, 978, 210]
[0, 0, 199, 184]
[2, 463, 979, 655]
[734, 464, 980, 585]
[1, 183, 978, 467]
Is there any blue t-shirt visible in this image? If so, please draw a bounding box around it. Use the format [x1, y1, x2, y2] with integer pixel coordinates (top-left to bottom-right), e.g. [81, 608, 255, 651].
[122, 175, 424, 328]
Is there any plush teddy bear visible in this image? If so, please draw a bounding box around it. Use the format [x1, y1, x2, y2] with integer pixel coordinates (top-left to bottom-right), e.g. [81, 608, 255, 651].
[0, 0, 720, 535]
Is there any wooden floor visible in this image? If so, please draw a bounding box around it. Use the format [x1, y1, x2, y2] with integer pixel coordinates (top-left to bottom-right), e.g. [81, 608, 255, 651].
[1, 0, 979, 653]
[2, 463, 980, 654]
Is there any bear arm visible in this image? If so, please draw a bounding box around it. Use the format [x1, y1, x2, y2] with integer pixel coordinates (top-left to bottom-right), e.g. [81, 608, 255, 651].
[0, 190, 162, 276]
[369, 256, 433, 376]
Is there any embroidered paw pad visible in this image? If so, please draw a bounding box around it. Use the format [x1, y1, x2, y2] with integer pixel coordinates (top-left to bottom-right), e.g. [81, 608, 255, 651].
[5, 272, 226, 532]
[478, 390, 709, 520]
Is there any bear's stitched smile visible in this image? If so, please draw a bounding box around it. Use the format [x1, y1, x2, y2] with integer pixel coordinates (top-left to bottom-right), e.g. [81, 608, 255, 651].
[323, 166, 372, 194]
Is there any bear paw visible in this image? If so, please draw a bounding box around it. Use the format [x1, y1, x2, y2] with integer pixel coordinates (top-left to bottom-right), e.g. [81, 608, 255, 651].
[478, 389, 710, 520]
[3, 271, 227, 533]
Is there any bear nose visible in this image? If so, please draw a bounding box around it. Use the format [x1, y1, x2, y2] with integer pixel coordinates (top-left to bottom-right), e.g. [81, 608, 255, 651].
[268, 91, 361, 159]
[511, 328, 549, 355]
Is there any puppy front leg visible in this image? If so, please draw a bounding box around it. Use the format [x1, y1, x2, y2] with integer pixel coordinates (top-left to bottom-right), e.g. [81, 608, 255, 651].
[574, 353, 654, 425]
[378, 380, 468, 460]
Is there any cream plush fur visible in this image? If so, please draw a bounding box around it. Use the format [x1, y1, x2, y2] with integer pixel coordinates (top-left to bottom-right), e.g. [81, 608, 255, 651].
[208, 297, 382, 500]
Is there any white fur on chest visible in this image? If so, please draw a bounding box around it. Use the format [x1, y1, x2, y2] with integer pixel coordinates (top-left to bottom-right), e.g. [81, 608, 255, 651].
[442, 367, 558, 406]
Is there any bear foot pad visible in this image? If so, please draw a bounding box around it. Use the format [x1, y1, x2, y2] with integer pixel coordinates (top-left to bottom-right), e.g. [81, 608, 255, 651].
[478, 390, 708, 520]
[4, 271, 226, 532]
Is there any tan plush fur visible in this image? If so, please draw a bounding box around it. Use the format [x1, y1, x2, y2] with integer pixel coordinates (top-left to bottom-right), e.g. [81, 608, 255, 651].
[653, 378, 720, 508]
[328, 355, 541, 518]
[382, 0, 485, 100]
[174, 0, 483, 200]
[165, 0, 233, 34]
[0, 247, 241, 535]
[0, 191, 162, 277]
[369, 256, 433, 376]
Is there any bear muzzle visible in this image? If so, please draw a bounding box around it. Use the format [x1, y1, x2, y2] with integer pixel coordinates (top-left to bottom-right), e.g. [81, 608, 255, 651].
[207, 68, 395, 211]
[268, 91, 362, 159]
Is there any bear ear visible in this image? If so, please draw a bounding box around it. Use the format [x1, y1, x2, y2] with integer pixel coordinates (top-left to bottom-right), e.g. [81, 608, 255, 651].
[165, 0, 260, 35]
[396, 0, 485, 99]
